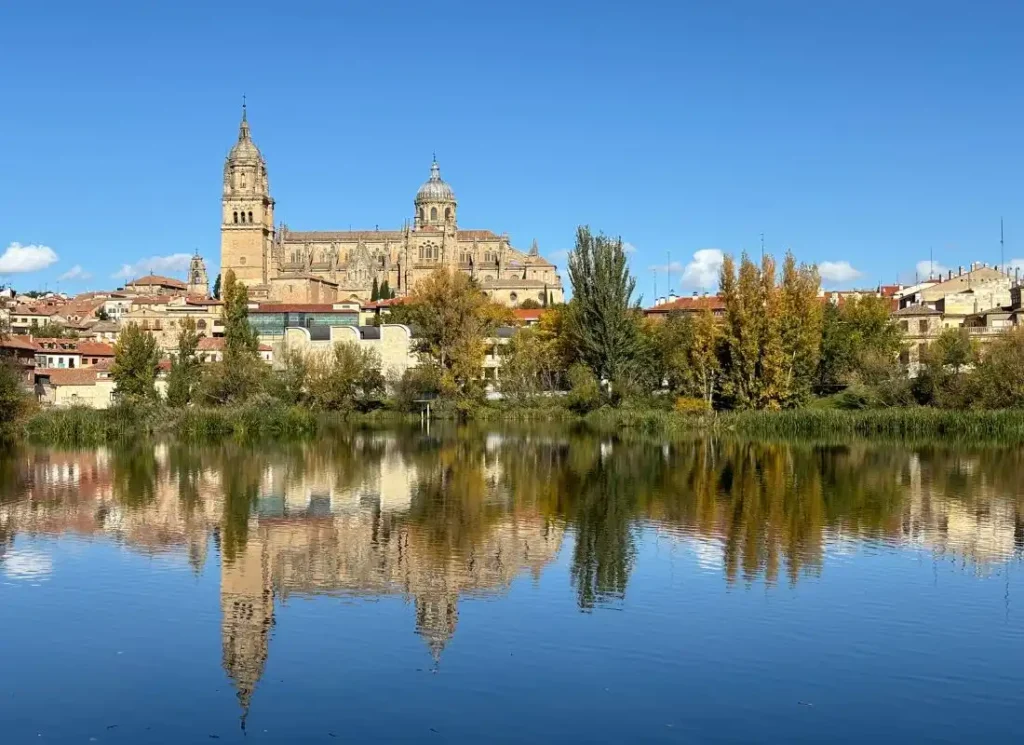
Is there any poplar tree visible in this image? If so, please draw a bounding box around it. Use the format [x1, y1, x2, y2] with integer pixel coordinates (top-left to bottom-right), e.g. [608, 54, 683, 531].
[780, 251, 822, 405]
[565, 226, 644, 389]
[370, 277, 380, 301]
[166, 318, 201, 407]
[758, 254, 786, 408]
[720, 253, 761, 408]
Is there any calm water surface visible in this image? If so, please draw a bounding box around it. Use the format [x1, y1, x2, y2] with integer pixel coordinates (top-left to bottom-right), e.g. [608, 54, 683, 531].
[1, 427, 1022, 743]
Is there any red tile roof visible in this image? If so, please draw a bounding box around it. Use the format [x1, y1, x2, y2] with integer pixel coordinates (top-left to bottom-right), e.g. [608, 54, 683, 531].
[76, 341, 115, 357]
[35, 368, 110, 386]
[512, 308, 549, 322]
[0, 335, 38, 352]
[126, 274, 187, 290]
[645, 295, 725, 314]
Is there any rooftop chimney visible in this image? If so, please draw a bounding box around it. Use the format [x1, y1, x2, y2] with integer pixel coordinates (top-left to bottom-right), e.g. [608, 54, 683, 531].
[958, 266, 964, 276]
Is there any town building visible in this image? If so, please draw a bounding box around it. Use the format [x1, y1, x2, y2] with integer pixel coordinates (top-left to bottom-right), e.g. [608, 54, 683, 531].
[33, 339, 115, 370]
[220, 105, 564, 307]
[34, 366, 117, 409]
[121, 295, 224, 351]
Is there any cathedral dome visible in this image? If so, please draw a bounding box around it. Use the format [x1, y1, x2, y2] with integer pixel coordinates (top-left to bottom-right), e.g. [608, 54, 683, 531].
[415, 158, 455, 204]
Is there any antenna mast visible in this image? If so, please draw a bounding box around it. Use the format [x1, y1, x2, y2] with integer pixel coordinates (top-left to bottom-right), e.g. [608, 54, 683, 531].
[1001, 217, 1005, 272]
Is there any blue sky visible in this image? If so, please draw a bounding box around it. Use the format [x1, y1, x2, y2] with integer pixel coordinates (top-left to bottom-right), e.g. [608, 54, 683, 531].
[1, 1, 1022, 300]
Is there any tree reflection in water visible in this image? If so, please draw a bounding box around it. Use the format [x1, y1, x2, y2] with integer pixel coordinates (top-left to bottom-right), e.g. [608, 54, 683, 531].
[2, 426, 1023, 720]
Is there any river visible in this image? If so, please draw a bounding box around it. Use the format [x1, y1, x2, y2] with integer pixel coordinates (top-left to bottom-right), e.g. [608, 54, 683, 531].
[1, 426, 1022, 743]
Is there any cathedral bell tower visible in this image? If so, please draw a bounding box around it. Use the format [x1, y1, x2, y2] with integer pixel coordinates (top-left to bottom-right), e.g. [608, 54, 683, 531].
[221, 102, 274, 287]
[187, 252, 210, 297]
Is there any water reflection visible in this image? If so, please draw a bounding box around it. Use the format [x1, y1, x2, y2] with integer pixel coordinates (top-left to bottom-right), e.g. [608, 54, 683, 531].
[1, 428, 1023, 721]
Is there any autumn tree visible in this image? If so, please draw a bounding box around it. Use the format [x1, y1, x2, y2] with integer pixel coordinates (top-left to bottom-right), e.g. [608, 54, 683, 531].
[779, 252, 822, 405]
[111, 323, 160, 401]
[564, 226, 645, 393]
[405, 268, 510, 395]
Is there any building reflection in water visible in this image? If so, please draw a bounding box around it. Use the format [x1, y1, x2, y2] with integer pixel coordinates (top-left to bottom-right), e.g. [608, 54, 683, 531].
[1, 429, 1022, 720]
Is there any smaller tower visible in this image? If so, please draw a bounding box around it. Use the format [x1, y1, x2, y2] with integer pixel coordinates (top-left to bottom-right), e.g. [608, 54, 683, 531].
[187, 252, 210, 297]
[414, 156, 457, 229]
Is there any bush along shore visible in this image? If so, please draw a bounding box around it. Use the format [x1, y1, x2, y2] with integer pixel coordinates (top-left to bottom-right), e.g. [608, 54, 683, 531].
[17, 400, 1024, 446]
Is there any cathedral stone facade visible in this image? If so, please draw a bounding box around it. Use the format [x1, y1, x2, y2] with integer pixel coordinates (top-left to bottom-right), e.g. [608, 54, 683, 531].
[220, 106, 564, 306]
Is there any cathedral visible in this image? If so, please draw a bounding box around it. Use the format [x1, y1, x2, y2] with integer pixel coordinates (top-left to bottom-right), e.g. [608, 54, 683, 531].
[220, 105, 564, 306]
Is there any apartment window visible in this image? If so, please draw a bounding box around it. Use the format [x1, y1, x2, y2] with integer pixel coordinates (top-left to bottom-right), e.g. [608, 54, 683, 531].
[918, 343, 927, 357]
[900, 320, 908, 332]
[68, 359, 75, 369]
[918, 320, 928, 333]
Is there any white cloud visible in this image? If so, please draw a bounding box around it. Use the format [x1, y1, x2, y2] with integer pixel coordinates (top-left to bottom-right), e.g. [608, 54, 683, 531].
[622, 241, 637, 254]
[681, 248, 724, 289]
[112, 253, 192, 281]
[648, 250, 724, 291]
[0, 242, 59, 274]
[818, 260, 863, 285]
[915, 260, 949, 281]
[1005, 258, 1024, 275]
[58, 265, 93, 282]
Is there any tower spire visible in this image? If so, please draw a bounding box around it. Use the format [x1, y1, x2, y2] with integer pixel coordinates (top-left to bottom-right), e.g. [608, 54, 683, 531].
[238, 96, 250, 141]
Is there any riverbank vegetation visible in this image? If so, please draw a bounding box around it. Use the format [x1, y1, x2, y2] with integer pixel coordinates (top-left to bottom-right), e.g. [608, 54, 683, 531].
[8, 228, 1024, 444]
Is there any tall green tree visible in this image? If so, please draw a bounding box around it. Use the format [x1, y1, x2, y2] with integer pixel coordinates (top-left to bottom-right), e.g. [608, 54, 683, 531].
[111, 324, 160, 401]
[212, 273, 222, 300]
[564, 226, 645, 390]
[202, 270, 264, 404]
[166, 317, 201, 407]
[370, 276, 380, 301]
[379, 279, 391, 299]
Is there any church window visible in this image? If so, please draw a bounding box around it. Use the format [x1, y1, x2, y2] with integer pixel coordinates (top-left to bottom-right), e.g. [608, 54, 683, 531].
[240, 172, 246, 188]
[239, 212, 245, 224]
[430, 207, 438, 221]
[233, 211, 238, 224]
[197, 320, 207, 330]
[445, 207, 451, 221]
[509, 292, 518, 303]
[240, 256, 246, 264]
[248, 211, 253, 223]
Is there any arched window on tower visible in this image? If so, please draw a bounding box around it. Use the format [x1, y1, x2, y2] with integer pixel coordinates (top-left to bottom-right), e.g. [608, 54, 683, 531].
[248, 211, 253, 223]
[233, 212, 238, 224]
[430, 207, 438, 221]
[239, 212, 246, 224]
[418, 207, 424, 222]
[445, 207, 451, 221]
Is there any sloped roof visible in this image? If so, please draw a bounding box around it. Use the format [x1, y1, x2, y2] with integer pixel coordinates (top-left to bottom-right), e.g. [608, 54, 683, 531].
[645, 295, 725, 314]
[0, 335, 38, 352]
[891, 304, 942, 317]
[35, 368, 110, 386]
[126, 274, 187, 290]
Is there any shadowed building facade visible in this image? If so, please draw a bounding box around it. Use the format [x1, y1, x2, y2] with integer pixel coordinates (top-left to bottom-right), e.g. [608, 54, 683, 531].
[220, 106, 564, 306]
